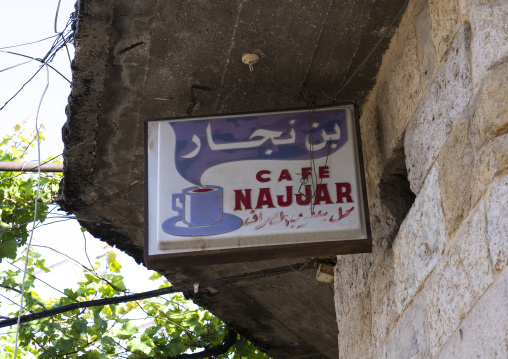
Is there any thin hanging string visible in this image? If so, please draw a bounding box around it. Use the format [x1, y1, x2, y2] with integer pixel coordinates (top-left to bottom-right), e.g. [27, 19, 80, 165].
[13, 65, 49, 359]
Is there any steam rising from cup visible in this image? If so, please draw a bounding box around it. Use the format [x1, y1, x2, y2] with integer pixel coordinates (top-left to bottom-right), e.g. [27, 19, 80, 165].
[170, 109, 348, 186]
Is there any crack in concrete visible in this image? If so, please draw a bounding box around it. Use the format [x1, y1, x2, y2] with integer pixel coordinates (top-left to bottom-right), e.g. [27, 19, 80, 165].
[214, 0, 244, 112]
[118, 41, 145, 54]
[300, 0, 333, 95]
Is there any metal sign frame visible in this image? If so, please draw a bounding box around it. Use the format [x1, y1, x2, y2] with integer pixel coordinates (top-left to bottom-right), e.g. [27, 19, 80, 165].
[144, 105, 371, 269]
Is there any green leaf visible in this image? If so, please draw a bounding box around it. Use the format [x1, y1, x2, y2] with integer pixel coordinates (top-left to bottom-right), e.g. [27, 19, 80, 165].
[35, 259, 50, 273]
[106, 251, 122, 273]
[109, 274, 126, 291]
[167, 338, 187, 357]
[54, 338, 73, 354]
[93, 307, 108, 334]
[71, 318, 88, 334]
[148, 271, 162, 281]
[100, 336, 116, 348]
[0, 239, 18, 261]
[129, 335, 154, 355]
[115, 321, 138, 339]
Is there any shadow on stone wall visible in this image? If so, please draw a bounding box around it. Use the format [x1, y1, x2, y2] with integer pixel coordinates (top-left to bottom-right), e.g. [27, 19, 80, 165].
[378, 148, 415, 247]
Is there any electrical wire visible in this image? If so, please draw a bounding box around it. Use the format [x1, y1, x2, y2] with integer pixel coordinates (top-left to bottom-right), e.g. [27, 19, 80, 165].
[0, 34, 59, 50]
[0, 59, 34, 73]
[83, 231, 96, 273]
[33, 218, 75, 229]
[0, 293, 26, 309]
[0, 261, 314, 329]
[0, 13, 75, 112]
[0, 64, 45, 111]
[13, 64, 49, 359]
[0, 48, 72, 84]
[0, 1, 414, 352]
[334, 0, 410, 99]
[5, 260, 78, 302]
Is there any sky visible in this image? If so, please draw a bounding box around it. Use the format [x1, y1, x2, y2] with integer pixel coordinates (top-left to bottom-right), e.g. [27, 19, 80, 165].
[0, 0, 162, 312]
[0, 1, 74, 160]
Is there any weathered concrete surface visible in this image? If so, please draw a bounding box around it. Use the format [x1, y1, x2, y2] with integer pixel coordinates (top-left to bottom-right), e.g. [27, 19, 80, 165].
[58, 0, 409, 357]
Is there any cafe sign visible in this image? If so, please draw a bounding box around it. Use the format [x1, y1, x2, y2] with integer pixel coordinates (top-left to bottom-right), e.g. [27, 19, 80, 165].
[144, 105, 371, 268]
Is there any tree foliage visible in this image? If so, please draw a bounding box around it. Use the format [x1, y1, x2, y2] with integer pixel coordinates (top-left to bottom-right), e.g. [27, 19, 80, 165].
[0, 123, 60, 263]
[0, 127, 269, 358]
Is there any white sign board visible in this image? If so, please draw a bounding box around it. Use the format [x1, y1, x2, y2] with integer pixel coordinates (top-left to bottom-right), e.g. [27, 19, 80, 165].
[145, 105, 370, 268]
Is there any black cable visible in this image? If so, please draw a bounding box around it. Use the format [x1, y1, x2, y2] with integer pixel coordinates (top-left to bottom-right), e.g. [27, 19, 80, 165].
[0, 261, 313, 328]
[0, 14, 75, 113]
[0, 48, 72, 84]
[168, 328, 238, 359]
[0, 64, 44, 111]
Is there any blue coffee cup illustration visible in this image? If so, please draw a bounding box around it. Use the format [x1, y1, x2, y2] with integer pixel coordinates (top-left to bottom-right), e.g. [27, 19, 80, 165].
[172, 185, 223, 226]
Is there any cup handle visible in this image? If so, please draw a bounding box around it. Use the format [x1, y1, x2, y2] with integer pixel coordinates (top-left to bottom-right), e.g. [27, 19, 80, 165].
[172, 193, 183, 218]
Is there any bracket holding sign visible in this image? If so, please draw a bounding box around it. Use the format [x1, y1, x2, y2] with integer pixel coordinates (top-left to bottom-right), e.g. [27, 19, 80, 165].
[144, 105, 371, 269]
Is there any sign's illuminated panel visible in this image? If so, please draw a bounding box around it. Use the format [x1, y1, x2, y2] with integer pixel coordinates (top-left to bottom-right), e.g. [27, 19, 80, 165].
[145, 105, 371, 268]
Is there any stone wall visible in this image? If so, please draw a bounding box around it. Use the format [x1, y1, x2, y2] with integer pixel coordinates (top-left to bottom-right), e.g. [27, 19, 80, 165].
[333, 0, 508, 357]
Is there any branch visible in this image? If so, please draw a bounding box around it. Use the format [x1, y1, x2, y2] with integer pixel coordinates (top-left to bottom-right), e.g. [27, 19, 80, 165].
[0, 284, 22, 294]
[168, 328, 238, 359]
[0, 261, 313, 328]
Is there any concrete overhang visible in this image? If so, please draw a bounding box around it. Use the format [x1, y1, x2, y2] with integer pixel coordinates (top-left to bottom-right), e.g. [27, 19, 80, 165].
[58, 0, 407, 357]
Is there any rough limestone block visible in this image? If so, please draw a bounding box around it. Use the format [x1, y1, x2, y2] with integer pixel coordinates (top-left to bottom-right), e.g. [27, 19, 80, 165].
[360, 95, 383, 196]
[458, 0, 471, 16]
[439, 62, 508, 236]
[437, 117, 473, 237]
[370, 251, 398, 347]
[435, 269, 508, 358]
[385, 20, 423, 155]
[376, 81, 397, 160]
[486, 175, 508, 271]
[469, 1, 508, 89]
[334, 253, 372, 331]
[359, 100, 383, 196]
[471, 62, 508, 146]
[405, 23, 472, 195]
[393, 166, 448, 313]
[472, 133, 508, 207]
[373, 293, 431, 359]
[425, 202, 494, 355]
[414, 0, 438, 90]
[428, 0, 460, 62]
[337, 292, 373, 359]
